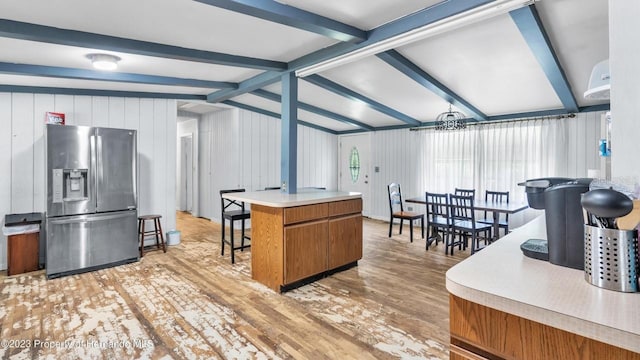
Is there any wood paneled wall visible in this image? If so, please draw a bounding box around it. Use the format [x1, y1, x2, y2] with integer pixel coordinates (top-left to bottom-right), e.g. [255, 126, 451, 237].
[0, 93, 177, 270]
[198, 108, 338, 223]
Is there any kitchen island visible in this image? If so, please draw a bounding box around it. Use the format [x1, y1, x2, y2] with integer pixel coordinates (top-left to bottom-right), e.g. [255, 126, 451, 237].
[446, 216, 640, 359]
[223, 190, 362, 292]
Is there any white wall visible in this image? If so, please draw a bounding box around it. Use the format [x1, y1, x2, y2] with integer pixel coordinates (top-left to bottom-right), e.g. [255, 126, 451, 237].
[0, 93, 177, 270]
[198, 108, 338, 223]
[609, 1, 640, 184]
[176, 117, 199, 216]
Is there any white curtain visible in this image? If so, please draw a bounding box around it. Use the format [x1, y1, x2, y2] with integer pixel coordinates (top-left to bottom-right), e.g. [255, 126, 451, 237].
[416, 116, 600, 227]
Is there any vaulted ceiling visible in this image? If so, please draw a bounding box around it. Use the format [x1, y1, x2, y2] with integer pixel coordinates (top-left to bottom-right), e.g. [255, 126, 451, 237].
[0, 0, 609, 134]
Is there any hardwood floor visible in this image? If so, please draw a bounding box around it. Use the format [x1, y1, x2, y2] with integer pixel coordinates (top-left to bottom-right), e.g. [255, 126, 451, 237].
[0, 212, 469, 359]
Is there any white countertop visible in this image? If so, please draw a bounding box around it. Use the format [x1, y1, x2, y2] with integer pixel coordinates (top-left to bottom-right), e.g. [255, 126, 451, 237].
[222, 189, 361, 208]
[446, 216, 640, 353]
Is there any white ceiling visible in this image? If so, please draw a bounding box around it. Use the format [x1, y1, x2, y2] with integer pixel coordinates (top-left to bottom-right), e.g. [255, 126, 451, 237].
[397, 13, 564, 116]
[0, 0, 609, 133]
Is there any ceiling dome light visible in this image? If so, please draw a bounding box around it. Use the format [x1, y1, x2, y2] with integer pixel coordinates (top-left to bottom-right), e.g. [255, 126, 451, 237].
[86, 53, 121, 71]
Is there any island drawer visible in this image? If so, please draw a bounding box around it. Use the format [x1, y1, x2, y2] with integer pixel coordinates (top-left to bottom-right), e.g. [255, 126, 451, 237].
[328, 198, 362, 217]
[284, 203, 328, 225]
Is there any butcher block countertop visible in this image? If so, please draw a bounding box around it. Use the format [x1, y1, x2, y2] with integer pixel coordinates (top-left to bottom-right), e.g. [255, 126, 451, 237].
[446, 215, 640, 353]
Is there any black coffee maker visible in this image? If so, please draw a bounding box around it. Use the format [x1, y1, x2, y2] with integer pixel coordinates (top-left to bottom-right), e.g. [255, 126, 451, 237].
[519, 177, 592, 270]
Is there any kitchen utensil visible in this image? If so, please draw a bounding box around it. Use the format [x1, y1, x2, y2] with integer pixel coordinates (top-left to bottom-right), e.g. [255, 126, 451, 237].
[581, 189, 633, 228]
[617, 200, 640, 230]
[584, 225, 639, 292]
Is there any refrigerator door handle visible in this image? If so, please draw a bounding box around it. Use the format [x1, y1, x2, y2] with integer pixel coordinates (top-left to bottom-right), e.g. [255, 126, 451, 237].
[48, 212, 135, 225]
[90, 134, 97, 208]
[96, 135, 103, 208]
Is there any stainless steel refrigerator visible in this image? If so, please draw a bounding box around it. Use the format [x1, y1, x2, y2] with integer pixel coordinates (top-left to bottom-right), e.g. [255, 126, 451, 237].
[45, 124, 138, 279]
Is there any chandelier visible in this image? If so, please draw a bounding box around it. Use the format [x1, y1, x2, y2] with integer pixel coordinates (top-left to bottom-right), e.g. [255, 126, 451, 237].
[435, 104, 466, 130]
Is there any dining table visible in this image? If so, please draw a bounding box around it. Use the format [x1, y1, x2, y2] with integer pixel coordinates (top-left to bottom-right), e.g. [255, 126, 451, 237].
[405, 196, 528, 241]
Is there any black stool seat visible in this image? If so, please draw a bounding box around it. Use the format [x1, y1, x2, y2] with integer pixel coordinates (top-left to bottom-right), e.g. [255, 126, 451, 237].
[223, 210, 251, 220]
[220, 189, 251, 264]
[138, 214, 166, 257]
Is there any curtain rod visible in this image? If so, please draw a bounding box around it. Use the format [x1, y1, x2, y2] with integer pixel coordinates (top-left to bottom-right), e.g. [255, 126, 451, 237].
[409, 113, 576, 131]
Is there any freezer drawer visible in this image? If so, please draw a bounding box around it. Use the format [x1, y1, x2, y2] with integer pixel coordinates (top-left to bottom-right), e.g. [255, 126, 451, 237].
[46, 211, 138, 278]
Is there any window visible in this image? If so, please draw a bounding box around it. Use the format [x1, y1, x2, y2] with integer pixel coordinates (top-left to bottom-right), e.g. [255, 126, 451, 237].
[349, 147, 360, 183]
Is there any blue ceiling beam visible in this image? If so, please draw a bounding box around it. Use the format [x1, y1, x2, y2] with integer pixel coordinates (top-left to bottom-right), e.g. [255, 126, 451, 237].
[578, 104, 610, 113]
[222, 100, 338, 135]
[288, 0, 494, 71]
[510, 5, 579, 113]
[207, 71, 282, 102]
[207, 0, 494, 102]
[0, 62, 237, 89]
[251, 89, 375, 131]
[193, 0, 366, 43]
[0, 85, 207, 100]
[0, 19, 286, 71]
[304, 75, 421, 126]
[376, 50, 487, 121]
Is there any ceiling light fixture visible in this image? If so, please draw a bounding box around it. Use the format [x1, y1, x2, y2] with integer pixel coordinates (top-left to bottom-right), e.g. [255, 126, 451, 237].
[295, 0, 534, 78]
[435, 104, 467, 130]
[86, 53, 121, 71]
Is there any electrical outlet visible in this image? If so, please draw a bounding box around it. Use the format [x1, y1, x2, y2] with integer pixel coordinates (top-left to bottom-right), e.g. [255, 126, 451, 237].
[407, 206, 413, 211]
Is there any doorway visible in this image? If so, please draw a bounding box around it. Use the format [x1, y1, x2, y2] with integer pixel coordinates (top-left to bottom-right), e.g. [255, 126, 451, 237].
[180, 134, 194, 214]
[339, 133, 371, 216]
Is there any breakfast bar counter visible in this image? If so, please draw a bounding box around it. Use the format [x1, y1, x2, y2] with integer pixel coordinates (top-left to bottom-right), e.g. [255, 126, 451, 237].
[446, 215, 640, 358]
[223, 190, 363, 292]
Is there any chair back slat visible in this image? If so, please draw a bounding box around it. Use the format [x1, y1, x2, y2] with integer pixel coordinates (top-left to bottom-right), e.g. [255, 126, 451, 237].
[387, 183, 404, 213]
[454, 188, 476, 200]
[220, 189, 246, 213]
[450, 194, 476, 222]
[425, 192, 450, 224]
[484, 190, 510, 221]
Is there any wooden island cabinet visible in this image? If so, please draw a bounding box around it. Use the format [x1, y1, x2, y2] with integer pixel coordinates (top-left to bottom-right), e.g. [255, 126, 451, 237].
[223, 190, 362, 292]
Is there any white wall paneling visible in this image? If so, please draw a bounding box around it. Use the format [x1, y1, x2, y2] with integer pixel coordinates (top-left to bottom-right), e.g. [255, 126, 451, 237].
[74, 96, 92, 127]
[0, 93, 11, 270]
[198, 108, 338, 224]
[11, 93, 35, 215]
[198, 108, 239, 221]
[91, 97, 109, 128]
[162, 100, 177, 235]
[108, 97, 126, 129]
[198, 115, 213, 220]
[0, 92, 177, 270]
[54, 95, 74, 125]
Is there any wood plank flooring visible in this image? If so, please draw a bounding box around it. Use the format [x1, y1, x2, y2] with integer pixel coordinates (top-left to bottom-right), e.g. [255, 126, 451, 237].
[0, 212, 469, 359]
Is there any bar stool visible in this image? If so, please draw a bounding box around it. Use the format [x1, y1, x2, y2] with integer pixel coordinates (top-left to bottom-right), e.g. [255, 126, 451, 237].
[220, 189, 251, 264]
[138, 214, 166, 257]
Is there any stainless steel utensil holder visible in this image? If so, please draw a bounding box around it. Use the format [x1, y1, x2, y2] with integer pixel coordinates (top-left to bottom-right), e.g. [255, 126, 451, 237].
[584, 225, 639, 292]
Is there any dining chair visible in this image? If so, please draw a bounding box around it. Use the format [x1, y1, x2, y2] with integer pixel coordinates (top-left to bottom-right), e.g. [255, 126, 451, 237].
[478, 190, 510, 237]
[220, 189, 252, 264]
[425, 192, 453, 251]
[450, 193, 492, 255]
[387, 183, 424, 243]
[454, 188, 476, 199]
